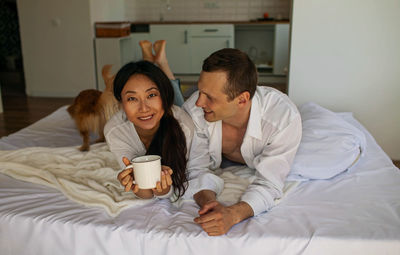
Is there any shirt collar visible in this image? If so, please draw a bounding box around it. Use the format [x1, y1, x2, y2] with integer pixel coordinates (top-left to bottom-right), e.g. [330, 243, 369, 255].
[246, 94, 262, 140]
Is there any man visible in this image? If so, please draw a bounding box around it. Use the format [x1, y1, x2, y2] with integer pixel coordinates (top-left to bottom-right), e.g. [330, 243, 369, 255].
[183, 48, 302, 236]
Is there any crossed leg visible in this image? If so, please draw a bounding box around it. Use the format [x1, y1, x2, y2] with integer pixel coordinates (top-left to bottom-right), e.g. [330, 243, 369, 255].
[139, 40, 154, 62]
[153, 40, 175, 80]
[139, 40, 175, 80]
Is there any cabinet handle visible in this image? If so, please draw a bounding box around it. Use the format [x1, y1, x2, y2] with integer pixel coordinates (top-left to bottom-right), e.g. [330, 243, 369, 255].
[204, 29, 218, 32]
[226, 40, 230, 48]
[184, 30, 188, 44]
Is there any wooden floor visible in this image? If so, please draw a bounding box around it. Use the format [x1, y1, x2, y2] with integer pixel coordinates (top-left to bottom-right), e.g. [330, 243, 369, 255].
[0, 90, 73, 137]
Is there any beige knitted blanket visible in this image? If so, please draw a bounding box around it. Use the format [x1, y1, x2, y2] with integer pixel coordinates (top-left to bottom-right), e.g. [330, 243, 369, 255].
[0, 143, 298, 216]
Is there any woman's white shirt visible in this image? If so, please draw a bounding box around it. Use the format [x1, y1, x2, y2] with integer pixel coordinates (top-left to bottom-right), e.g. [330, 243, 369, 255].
[104, 105, 223, 200]
[104, 105, 193, 169]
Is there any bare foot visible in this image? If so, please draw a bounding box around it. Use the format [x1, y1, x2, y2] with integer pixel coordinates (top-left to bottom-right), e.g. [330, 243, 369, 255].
[139, 40, 154, 62]
[153, 40, 167, 66]
[153, 40, 175, 79]
[101, 64, 115, 91]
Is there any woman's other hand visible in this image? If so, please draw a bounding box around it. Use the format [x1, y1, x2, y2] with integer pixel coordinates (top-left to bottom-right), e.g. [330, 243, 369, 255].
[152, 165, 173, 196]
[118, 157, 136, 192]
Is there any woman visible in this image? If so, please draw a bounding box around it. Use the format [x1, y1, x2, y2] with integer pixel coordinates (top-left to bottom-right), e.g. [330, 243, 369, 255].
[106, 40, 223, 201]
[104, 55, 193, 199]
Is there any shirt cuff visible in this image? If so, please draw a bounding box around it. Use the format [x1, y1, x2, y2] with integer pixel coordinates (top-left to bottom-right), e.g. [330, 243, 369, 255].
[240, 190, 274, 216]
[183, 173, 224, 200]
[199, 173, 224, 196]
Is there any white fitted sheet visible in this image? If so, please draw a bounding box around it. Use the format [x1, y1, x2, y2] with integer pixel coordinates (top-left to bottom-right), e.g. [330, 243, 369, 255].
[1, 106, 399, 255]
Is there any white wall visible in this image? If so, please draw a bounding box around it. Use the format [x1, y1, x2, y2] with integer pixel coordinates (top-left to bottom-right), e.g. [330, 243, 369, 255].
[125, 0, 290, 22]
[17, 0, 125, 97]
[17, 0, 97, 97]
[90, 0, 125, 23]
[288, 0, 400, 160]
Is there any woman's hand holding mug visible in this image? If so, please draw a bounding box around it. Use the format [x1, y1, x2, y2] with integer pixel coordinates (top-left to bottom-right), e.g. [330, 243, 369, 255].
[118, 156, 173, 198]
[152, 166, 173, 196]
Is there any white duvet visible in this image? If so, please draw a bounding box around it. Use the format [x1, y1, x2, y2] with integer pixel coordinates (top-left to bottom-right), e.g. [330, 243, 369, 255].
[1, 104, 399, 255]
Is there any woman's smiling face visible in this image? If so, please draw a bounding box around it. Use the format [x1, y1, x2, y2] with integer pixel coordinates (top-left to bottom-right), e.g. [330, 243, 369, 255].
[121, 74, 165, 135]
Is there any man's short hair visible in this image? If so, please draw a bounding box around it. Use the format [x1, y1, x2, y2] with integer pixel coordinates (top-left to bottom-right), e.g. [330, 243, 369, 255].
[202, 48, 258, 101]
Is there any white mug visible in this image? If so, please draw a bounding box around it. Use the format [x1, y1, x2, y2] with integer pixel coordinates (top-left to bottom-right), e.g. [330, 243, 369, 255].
[127, 155, 161, 189]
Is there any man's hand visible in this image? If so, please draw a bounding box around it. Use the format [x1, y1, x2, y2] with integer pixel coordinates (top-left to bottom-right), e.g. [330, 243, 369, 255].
[194, 201, 237, 236]
[194, 201, 254, 236]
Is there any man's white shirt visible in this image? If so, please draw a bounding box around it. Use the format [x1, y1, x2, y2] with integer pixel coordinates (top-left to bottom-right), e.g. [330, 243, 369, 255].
[183, 86, 302, 215]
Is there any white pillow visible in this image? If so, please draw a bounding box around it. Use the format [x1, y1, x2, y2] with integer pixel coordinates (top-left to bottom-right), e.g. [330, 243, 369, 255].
[287, 102, 366, 181]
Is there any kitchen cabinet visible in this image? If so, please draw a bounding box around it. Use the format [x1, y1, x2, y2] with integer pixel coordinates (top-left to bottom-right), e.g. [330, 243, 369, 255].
[150, 25, 191, 73]
[130, 24, 234, 74]
[94, 23, 288, 87]
[189, 25, 234, 73]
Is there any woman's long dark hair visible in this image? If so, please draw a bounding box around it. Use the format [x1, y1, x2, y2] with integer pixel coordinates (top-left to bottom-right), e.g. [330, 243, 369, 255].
[113, 60, 188, 199]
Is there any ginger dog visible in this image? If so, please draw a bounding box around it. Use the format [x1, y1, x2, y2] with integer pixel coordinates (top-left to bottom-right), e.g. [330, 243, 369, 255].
[67, 65, 119, 151]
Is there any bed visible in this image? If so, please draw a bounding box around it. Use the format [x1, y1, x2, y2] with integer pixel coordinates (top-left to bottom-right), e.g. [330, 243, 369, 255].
[0, 102, 399, 255]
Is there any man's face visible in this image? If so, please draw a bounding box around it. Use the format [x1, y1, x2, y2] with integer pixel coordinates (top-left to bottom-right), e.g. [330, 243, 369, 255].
[195, 71, 239, 122]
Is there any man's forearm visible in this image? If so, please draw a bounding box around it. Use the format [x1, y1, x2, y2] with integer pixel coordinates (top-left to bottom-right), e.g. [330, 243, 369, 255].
[228, 201, 254, 225]
[193, 189, 217, 207]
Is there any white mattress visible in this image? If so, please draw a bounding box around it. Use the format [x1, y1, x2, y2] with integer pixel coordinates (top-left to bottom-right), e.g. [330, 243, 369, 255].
[1, 106, 399, 255]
